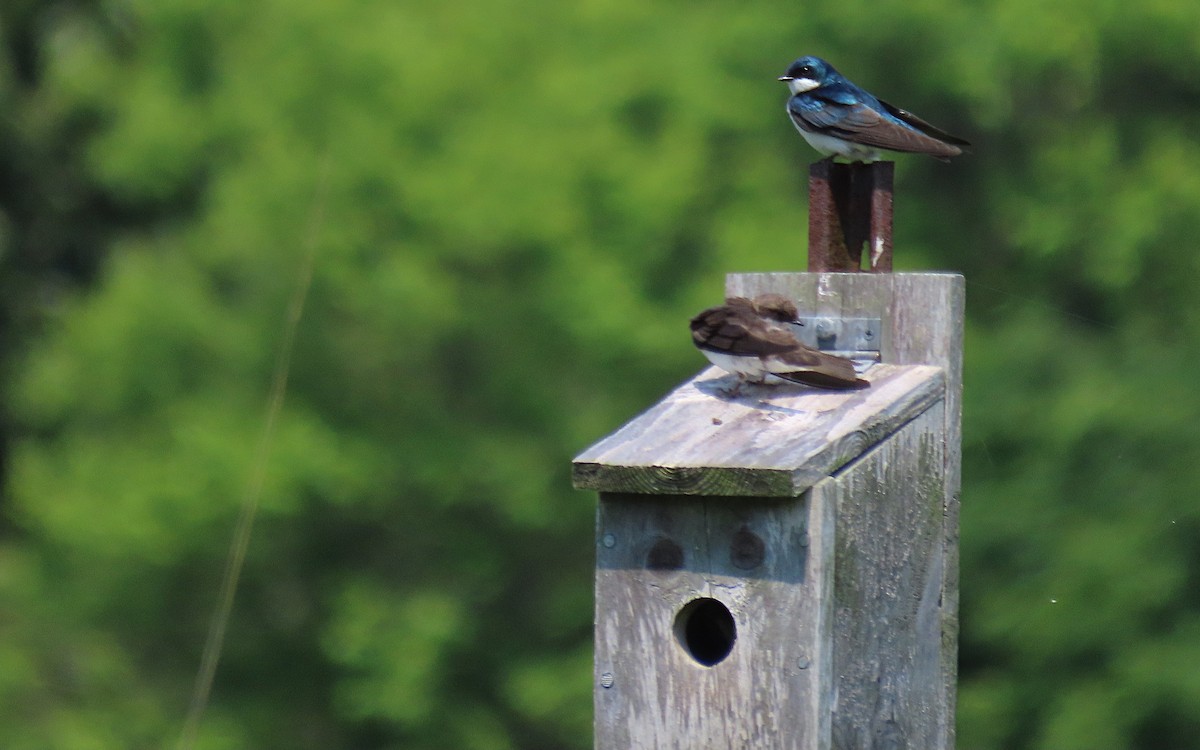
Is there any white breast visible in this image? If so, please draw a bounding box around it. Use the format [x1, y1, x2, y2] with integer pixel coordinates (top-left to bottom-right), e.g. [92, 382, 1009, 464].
[795, 128, 882, 162]
[700, 350, 768, 381]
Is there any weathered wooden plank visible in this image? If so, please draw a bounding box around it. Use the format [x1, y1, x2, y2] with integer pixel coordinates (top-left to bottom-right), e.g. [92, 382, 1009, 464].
[892, 275, 964, 742]
[729, 272, 963, 749]
[573, 363, 944, 497]
[594, 488, 836, 749]
[813, 402, 948, 750]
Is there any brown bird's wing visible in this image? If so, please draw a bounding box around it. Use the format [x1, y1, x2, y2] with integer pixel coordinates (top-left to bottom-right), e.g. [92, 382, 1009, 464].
[773, 369, 871, 390]
[690, 307, 798, 356]
[770, 348, 869, 390]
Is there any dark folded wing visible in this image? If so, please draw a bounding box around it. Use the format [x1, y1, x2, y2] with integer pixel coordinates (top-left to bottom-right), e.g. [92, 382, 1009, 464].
[788, 93, 876, 132]
[788, 95, 964, 158]
[878, 99, 970, 147]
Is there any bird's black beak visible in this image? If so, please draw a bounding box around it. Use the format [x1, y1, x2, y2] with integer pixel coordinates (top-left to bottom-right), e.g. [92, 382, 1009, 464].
[777, 75, 793, 81]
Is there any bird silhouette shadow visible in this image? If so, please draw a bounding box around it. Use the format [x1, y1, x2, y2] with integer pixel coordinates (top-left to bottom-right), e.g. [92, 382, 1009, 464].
[692, 375, 827, 416]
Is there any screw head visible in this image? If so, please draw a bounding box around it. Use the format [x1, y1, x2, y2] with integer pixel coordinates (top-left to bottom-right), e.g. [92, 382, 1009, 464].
[600, 671, 615, 688]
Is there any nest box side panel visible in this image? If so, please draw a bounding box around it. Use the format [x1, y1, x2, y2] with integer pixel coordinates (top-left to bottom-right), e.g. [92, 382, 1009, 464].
[813, 401, 950, 750]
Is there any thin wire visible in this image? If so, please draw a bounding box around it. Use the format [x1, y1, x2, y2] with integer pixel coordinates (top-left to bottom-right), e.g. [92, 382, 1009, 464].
[177, 159, 331, 750]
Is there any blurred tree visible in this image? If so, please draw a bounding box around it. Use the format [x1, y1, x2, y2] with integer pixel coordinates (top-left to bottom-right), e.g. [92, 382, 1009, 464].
[2, 0, 1200, 748]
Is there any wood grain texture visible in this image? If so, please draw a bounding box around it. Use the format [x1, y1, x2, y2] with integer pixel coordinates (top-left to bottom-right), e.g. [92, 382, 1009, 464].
[594, 490, 836, 749]
[573, 363, 944, 497]
[729, 272, 963, 749]
[815, 403, 948, 750]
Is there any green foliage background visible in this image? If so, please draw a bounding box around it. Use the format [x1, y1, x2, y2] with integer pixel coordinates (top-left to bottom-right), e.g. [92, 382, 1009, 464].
[3, 0, 1200, 747]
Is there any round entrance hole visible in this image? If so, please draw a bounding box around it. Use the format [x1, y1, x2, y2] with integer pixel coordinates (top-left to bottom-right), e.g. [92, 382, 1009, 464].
[673, 597, 736, 666]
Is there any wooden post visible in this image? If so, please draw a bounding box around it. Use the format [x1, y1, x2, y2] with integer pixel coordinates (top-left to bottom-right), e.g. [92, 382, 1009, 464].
[573, 272, 963, 750]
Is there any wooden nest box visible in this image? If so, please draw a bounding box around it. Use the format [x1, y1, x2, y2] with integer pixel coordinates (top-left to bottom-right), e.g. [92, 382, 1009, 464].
[573, 271, 963, 749]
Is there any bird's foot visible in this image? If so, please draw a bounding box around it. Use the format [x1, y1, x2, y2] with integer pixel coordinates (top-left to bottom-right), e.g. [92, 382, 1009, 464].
[723, 377, 747, 398]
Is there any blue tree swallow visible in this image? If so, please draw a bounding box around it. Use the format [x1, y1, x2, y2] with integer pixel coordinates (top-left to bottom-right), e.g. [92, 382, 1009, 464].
[691, 294, 869, 391]
[779, 55, 969, 162]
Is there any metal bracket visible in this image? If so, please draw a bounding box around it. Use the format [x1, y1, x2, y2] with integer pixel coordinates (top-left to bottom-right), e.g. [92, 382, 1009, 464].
[790, 316, 882, 354]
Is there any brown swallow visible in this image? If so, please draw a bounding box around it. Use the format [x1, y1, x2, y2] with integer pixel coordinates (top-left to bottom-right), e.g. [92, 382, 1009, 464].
[690, 294, 869, 391]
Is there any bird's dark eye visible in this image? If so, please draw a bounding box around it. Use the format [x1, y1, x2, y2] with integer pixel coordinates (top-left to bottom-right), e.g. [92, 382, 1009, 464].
[798, 65, 816, 78]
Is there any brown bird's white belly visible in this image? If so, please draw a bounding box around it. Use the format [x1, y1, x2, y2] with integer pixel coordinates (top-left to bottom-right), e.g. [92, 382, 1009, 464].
[701, 350, 775, 382]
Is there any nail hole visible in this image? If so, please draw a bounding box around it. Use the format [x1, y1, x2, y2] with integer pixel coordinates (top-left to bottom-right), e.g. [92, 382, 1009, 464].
[674, 598, 736, 667]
